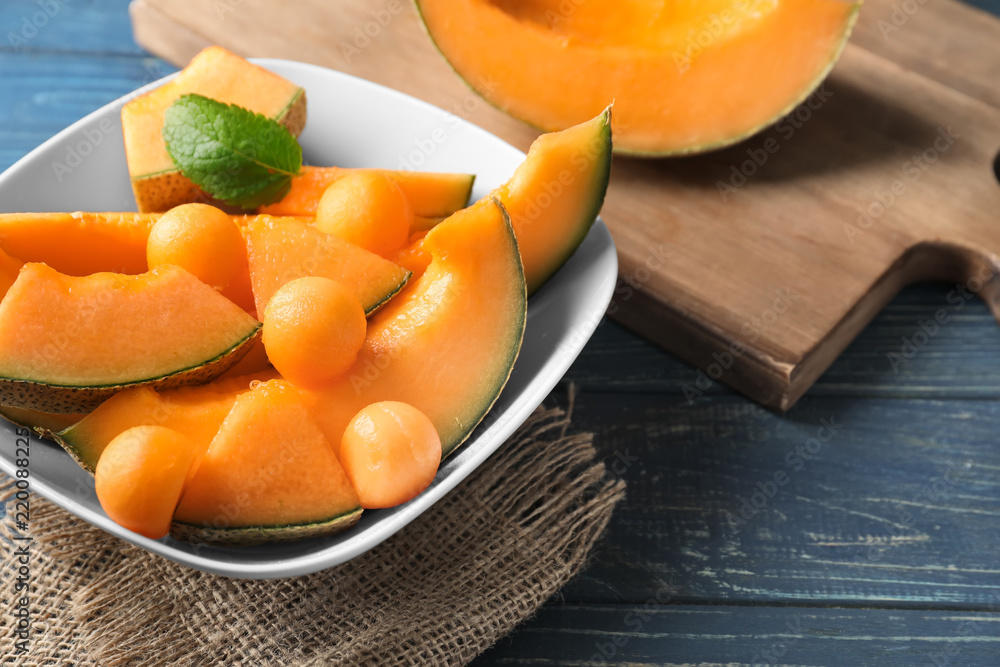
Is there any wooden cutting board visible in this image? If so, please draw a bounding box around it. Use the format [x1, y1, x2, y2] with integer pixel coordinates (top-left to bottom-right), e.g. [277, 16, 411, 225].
[129, 0, 1000, 410]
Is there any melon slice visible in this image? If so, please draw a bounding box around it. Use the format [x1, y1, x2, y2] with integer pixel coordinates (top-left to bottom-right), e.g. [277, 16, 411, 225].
[0, 406, 86, 439]
[492, 108, 612, 294]
[0, 210, 256, 313]
[260, 166, 475, 219]
[172, 380, 362, 546]
[0, 212, 158, 275]
[54, 372, 272, 473]
[304, 197, 526, 457]
[123, 45, 306, 212]
[416, 0, 860, 155]
[0, 264, 261, 413]
[246, 215, 411, 316]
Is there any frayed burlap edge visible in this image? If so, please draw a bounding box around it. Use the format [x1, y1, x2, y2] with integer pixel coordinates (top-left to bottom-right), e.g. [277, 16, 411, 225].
[0, 406, 625, 666]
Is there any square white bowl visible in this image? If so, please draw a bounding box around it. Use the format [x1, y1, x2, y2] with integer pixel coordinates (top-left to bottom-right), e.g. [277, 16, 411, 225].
[0, 59, 618, 578]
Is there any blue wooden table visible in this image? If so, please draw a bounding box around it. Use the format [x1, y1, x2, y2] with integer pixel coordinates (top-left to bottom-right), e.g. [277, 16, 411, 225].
[2, 1, 1000, 664]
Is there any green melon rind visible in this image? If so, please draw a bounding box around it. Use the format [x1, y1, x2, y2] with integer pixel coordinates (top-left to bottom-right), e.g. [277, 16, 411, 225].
[413, 0, 861, 157]
[615, 3, 862, 157]
[54, 416, 125, 474]
[50, 429, 98, 474]
[0, 407, 77, 442]
[441, 198, 526, 458]
[274, 88, 308, 139]
[424, 174, 476, 218]
[524, 106, 612, 295]
[169, 506, 363, 546]
[0, 325, 262, 415]
[363, 269, 413, 317]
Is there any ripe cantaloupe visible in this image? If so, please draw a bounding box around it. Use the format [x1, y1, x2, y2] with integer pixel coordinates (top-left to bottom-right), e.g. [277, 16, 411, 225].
[172, 380, 362, 545]
[303, 197, 526, 458]
[416, 0, 860, 155]
[491, 107, 612, 294]
[0, 264, 261, 412]
[0, 212, 158, 275]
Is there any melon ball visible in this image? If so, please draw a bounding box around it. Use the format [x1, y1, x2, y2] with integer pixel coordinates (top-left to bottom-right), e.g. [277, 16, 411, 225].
[315, 171, 412, 257]
[95, 425, 203, 540]
[147, 203, 246, 291]
[339, 401, 442, 509]
[262, 276, 366, 387]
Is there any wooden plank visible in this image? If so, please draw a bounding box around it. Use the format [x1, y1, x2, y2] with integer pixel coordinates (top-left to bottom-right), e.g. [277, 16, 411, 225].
[0, 52, 175, 169]
[128, 0, 214, 66]
[538, 390, 1000, 608]
[570, 285, 1000, 400]
[852, 0, 1000, 108]
[471, 604, 1000, 666]
[128, 0, 1000, 412]
[0, 0, 145, 56]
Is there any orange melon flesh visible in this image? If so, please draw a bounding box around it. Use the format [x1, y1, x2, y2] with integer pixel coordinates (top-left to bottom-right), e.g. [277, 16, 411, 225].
[260, 166, 475, 219]
[54, 372, 273, 473]
[304, 197, 526, 457]
[492, 108, 612, 293]
[123, 46, 306, 212]
[0, 212, 157, 275]
[391, 231, 433, 278]
[0, 264, 260, 412]
[0, 248, 23, 301]
[246, 215, 411, 316]
[416, 0, 860, 155]
[0, 212, 267, 316]
[0, 210, 431, 293]
[173, 380, 361, 544]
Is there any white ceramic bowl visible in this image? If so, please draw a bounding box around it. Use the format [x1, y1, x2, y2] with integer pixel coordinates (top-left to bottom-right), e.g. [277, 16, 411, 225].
[0, 59, 618, 578]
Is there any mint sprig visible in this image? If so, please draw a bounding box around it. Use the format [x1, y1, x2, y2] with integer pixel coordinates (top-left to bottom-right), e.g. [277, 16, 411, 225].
[163, 94, 302, 210]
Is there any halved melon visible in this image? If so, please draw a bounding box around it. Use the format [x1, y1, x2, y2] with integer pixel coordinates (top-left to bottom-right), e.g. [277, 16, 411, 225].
[53, 372, 271, 473]
[492, 108, 612, 293]
[0, 405, 86, 439]
[303, 197, 526, 457]
[246, 215, 411, 316]
[0, 212, 157, 275]
[0, 264, 261, 413]
[172, 380, 362, 545]
[260, 166, 475, 219]
[123, 45, 306, 212]
[415, 0, 860, 155]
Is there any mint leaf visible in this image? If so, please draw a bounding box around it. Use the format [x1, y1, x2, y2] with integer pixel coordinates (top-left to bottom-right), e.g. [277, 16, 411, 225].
[163, 94, 302, 210]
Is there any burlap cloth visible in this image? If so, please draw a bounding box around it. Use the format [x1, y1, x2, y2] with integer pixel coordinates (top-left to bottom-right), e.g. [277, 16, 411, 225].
[0, 404, 624, 666]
